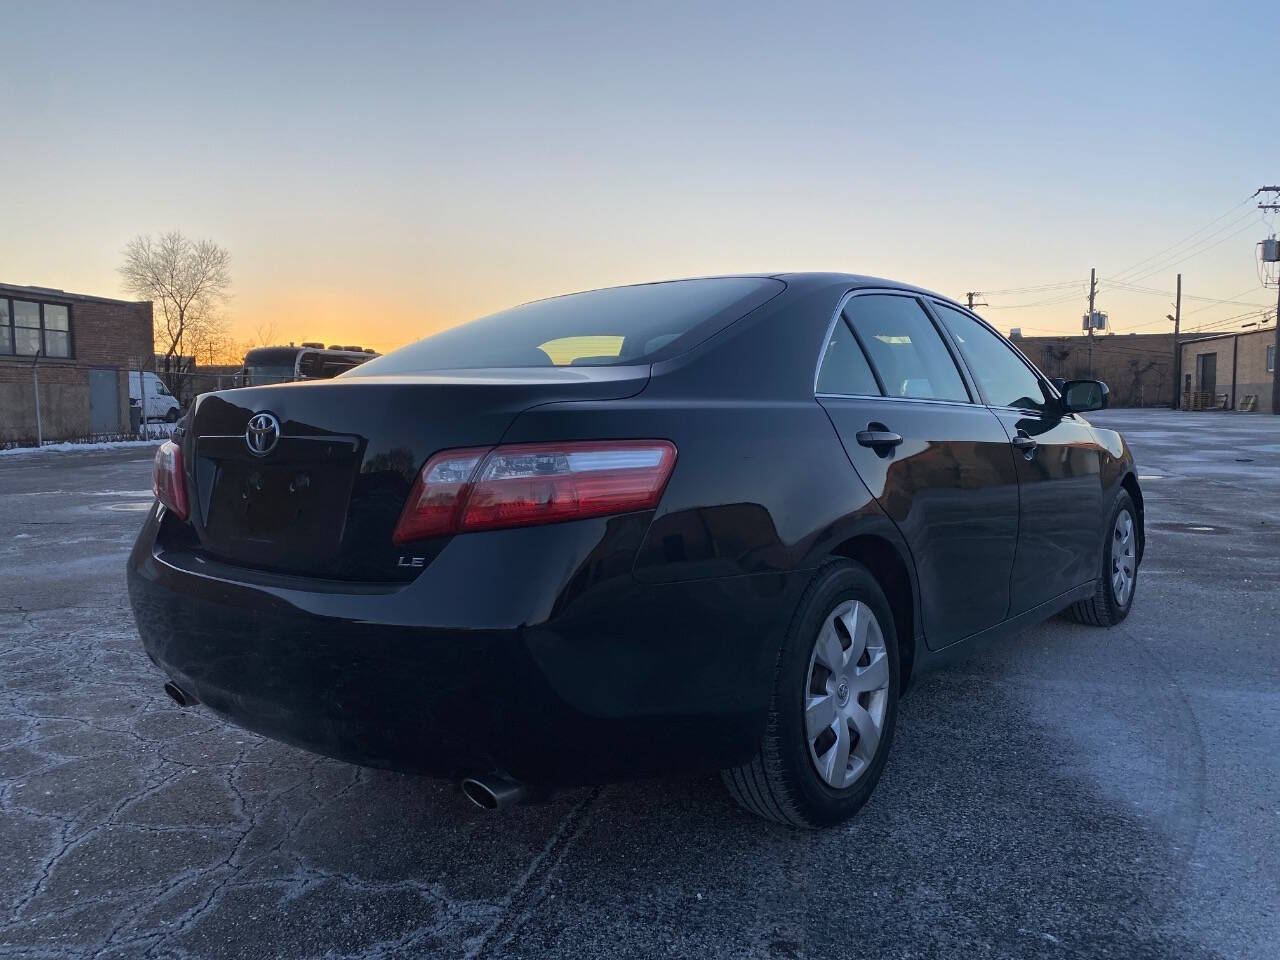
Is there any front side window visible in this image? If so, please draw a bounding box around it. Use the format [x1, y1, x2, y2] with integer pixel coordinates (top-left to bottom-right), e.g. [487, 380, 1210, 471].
[0, 298, 72, 358]
[845, 294, 969, 402]
[933, 302, 1052, 412]
[816, 311, 881, 396]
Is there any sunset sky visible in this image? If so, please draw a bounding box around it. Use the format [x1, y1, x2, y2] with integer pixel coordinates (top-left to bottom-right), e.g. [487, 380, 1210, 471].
[2, 1, 1275, 354]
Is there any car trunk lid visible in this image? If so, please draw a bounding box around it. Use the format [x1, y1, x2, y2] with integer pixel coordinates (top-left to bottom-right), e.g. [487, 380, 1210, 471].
[183, 366, 649, 580]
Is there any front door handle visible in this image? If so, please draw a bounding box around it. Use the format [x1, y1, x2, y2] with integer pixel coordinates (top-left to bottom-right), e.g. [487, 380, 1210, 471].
[1012, 432, 1037, 458]
[855, 430, 904, 450]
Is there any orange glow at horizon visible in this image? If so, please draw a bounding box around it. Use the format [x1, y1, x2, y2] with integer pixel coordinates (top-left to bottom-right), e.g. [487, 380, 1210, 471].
[233, 290, 493, 356]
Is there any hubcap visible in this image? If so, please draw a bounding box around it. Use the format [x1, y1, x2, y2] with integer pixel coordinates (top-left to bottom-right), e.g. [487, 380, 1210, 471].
[1112, 508, 1136, 606]
[804, 599, 890, 790]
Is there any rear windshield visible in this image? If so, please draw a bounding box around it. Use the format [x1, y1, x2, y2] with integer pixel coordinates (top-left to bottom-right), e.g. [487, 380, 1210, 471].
[345, 278, 784, 375]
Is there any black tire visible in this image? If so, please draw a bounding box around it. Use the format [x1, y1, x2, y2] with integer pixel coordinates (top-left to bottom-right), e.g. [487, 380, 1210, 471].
[721, 560, 900, 828]
[1062, 490, 1139, 627]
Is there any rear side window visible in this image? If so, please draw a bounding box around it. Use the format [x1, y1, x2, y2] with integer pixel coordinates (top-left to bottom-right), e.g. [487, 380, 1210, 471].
[347, 278, 784, 375]
[932, 303, 1052, 412]
[845, 295, 969, 402]
[816, 313, 881, 396]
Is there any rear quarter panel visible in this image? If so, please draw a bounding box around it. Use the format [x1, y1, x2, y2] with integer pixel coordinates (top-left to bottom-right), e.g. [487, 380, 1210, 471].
[499, 279, 925, 734]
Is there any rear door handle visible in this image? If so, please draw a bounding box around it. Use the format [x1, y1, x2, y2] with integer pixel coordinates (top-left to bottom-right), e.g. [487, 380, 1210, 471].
[855, 430, 903, 450]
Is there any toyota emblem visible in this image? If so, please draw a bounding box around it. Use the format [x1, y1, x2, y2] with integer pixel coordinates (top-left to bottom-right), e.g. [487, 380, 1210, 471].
[245, 412, 281, 456]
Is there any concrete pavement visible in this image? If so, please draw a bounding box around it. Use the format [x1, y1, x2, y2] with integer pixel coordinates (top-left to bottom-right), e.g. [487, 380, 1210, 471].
[0, 408, 1276, 959]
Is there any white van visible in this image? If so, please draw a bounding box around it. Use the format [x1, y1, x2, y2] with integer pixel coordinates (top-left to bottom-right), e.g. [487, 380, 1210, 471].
[128, 371, 182, 422]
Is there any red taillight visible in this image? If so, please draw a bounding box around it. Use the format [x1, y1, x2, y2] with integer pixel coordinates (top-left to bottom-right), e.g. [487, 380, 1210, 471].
[392, 440, 677, 544]
[391, 446, 490, 543]
[152, 439, 189, 520]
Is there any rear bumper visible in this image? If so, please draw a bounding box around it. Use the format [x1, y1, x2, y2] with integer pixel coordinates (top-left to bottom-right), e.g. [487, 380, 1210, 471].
[127, 506, 808, 786]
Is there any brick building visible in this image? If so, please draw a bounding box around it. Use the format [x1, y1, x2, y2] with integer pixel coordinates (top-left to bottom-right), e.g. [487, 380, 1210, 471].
[1009, 331, 1176, 407]
[0, 283, 153, 443]
[1179, 327, 1277, 413]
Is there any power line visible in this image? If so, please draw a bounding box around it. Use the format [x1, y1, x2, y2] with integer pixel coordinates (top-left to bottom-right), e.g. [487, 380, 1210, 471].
[1184, 307, 1272, 334]
[969, 196, 1269, 336]
[1098, 278, 1267, 308]
[1184, 283, 1268, 315]
[1120, 216, 1263, 285]
[1107, 195, 1256, 282]
[1095, 279, 1173, 296]
[984, 286, 1088, 310]
[980, 280, 1084, 296]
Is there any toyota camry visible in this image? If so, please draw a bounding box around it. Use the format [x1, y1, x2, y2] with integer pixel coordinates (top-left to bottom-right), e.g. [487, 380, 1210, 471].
[128, 273, 1143, 827]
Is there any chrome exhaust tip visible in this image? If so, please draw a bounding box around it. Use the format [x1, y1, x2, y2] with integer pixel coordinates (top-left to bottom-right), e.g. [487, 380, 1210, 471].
[163, 680, 198, 707]
[460, 774, 533, 811]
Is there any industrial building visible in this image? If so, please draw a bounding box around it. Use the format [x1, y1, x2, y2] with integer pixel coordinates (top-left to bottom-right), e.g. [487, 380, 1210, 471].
[1179, 327, 1277, 412]
[1009, 331, 1176, 407]
[0, 282, 153, 444]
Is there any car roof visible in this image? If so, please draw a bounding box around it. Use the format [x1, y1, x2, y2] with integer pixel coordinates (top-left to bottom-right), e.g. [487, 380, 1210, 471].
[611, 272, 964, 312]
[496, 273, 967, 318]
[765, 271, 964, 309]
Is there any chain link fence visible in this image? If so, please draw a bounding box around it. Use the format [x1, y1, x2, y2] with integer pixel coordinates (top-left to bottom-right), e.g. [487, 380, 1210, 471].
[0, 362, 181, 451]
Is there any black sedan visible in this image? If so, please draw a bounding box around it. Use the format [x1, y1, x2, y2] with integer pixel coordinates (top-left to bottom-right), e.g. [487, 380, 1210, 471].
[129, 274, 1142, 827]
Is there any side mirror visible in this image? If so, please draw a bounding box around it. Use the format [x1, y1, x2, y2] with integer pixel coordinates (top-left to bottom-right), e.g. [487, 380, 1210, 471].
[1061, 379, 1108, 413]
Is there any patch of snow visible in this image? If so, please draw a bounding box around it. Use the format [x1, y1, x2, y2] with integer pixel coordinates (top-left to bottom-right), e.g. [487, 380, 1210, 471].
[0, 439, 166, 457]
[0, 423, 177, 456]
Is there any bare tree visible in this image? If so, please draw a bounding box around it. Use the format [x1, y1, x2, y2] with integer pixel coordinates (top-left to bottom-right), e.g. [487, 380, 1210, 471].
[188, 323, 241, 369]
[119, 232, 231, 404]
[212, 321, 281, 382]
[244, 320, 279, 352]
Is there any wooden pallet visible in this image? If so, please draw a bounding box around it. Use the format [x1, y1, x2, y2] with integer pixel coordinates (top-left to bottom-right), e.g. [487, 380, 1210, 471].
[1182, 391, 1229, 411]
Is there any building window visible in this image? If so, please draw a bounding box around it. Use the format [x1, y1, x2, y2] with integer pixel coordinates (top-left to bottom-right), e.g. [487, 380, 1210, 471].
[0, 297, 72, 358]
[12, 300, 41, 355]
[1268, 343, 1275, 374]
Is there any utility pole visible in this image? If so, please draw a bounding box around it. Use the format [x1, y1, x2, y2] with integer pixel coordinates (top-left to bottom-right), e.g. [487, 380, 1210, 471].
[1086, 267, 1097, 378]
[1274, 282, 1280, 417]
[1256, 186, 1280, 414]
[1170, 273, 1182, 410]
[965, 291, 987, 311]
